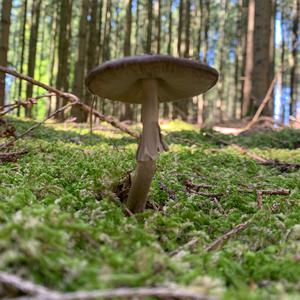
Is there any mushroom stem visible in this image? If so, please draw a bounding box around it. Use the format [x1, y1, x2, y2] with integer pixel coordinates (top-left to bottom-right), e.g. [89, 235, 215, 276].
[126, 79, 166, 213]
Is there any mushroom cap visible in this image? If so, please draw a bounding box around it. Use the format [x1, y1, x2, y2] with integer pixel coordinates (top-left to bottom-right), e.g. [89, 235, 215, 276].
[85, 55, 219, 104]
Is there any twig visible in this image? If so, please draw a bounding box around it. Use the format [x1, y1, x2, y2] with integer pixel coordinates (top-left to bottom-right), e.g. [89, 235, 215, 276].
[184, 180, 223, 198]
[0, 66, 139, 139]
[0, 94, 56, 118]
[255, 189, 290, 210]
[0, 102, 75, 150]
[231, 144, 268, 163]
[184, 179, 215, 191]
[171, 237, 200, 258]
[159, 182, 177, 200]
[204, 219, 252, 252]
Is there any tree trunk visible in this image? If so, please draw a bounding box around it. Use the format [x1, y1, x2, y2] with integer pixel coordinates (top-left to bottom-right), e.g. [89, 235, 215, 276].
[25, 0, 42, 118]
[97, 0, 103, 63]
[290, 0, 299, 119]
[156, 0, 161, 54]
[216, 0, 228, 123]
[201, 0, 210, 123]
[55, 0, 73, 121]
[243, 0, 274, 117]
[184, 0, 191, 58]
[0, 0, 13, 107]
[134, 0, 140, 54]
[102, 0, 112, 62]
[252, 0, 274, 116]
[233, 0, 243, 119]
[167, 0, 173, 56]
[163, 0, 173, 119]
[177, 0, 184, 56]
[146, 0, 153, 53]
[87, 0, 100, 71]
[242, 0, 255, 117]
[72, 0, 89, 122]
[16, 0, 28, 116]
[121, 0, 134, 121]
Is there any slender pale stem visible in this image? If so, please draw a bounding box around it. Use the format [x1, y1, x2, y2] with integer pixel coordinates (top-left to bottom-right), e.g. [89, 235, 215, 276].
[126, 79, 161, 213]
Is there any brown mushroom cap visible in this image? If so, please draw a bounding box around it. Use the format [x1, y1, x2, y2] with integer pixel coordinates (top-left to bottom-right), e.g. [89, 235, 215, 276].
[85, 55, 219, 104]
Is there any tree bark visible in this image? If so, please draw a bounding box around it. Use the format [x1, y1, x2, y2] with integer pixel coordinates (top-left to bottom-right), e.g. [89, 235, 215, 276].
[0, 0, 13, 107]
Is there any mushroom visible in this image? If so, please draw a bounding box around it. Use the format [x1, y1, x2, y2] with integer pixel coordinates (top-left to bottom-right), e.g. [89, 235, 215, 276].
[85, 55, 218, 213]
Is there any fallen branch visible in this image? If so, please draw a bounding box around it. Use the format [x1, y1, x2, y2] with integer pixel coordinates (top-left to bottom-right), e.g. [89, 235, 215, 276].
[261, 160, 300, 172]
[204, 219, 252, 252]
[0, 66, 139, 139]
[4, 287, 216, 300]
[0, 272, 216, 300]
[0, 272, 55, 297]
[205, 131, 300, 172]
[241, 75, 277, 132]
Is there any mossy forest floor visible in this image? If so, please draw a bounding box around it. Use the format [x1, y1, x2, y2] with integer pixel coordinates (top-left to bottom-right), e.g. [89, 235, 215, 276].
[1, 119, 300, 300]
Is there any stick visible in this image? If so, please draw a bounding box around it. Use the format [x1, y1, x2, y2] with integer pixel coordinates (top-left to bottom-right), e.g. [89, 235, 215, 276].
[0, 66, 139, 139]
[3, 288, 216, 300]
[241, 75, 277, 132]
[204, 219, 252, 252]
[205, 131, 300, 172]
[0, 272, 55, 297]
[0, 272, 217, 300]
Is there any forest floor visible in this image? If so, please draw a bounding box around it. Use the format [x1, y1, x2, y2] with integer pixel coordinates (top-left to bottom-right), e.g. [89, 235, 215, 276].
[0, 118, 300, 300]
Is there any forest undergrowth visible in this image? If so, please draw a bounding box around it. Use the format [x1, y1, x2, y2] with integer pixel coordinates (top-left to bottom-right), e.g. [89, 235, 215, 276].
[0, 119, 300, 300]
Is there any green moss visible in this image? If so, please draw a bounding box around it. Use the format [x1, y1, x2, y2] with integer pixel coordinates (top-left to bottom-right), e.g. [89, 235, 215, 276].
[0, 119, 300, 299]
